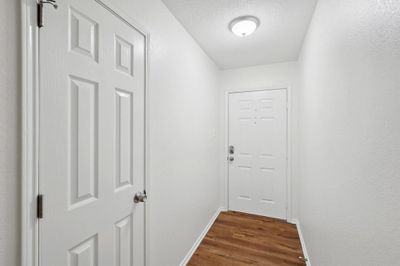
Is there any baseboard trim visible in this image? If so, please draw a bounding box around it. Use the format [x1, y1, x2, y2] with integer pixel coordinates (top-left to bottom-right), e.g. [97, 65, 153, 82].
[291, 219, 312, 266]
[180, 207, 225, 266]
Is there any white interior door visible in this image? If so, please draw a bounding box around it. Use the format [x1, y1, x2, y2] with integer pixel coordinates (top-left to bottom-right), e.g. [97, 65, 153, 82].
[228, 89, 287, 219]
[39, 0, 146, 265]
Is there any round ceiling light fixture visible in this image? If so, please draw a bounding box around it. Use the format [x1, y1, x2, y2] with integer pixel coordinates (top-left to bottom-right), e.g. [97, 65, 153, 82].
[229, 16, 260, 37]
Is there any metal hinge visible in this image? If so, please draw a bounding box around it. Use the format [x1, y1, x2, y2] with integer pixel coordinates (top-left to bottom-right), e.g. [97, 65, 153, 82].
[37, 0, 58, 28]
[37, 194, 44, 219]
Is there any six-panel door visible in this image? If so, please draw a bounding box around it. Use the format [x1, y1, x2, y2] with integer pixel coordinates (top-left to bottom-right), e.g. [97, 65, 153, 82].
[228, 89, 287, 219]
[39, 0, 146, 265]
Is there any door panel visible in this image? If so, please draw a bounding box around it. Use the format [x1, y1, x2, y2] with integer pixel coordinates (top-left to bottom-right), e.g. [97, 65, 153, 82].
[228, 90, 287, 219]
[39, 1, 146, 265]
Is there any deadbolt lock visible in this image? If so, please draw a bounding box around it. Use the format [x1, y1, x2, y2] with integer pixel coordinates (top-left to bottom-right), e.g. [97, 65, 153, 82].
[229, 145, 235, 154]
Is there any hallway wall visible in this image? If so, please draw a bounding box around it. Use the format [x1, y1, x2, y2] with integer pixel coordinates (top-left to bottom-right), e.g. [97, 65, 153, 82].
[219, 62, 300, 220]
[298, 0, 400, 265]
[0, 0, 21, 265]
[114, 1, 221, 265]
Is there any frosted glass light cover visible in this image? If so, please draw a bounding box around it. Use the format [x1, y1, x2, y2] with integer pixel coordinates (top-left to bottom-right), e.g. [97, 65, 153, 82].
[229, 16, 260, 37]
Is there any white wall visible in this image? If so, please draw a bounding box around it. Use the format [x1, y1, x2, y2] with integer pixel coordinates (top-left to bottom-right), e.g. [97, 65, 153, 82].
[113, 0, 221, 265]
[298, 0, 400, 265]
[219, 62, 300, 220]
[0, 0, 21, 265]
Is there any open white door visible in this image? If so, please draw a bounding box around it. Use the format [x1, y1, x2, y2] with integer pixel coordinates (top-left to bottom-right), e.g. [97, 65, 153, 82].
[228, 89, 287, 219]
[39, 0, 146, 265]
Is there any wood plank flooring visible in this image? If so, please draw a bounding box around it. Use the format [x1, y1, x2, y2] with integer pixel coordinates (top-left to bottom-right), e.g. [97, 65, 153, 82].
[188, 211, 306, 266]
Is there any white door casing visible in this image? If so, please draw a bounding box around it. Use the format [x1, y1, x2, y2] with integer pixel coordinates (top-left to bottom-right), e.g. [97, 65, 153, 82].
[228, 89, 288, 219]
[39, 0, 147, 265]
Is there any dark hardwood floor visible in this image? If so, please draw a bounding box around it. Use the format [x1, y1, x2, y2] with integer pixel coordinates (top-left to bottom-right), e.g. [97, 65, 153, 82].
[188, 211, 306, 266]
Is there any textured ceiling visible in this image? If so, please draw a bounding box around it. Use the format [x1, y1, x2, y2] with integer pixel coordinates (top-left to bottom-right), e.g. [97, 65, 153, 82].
[162, 0, 318, 69]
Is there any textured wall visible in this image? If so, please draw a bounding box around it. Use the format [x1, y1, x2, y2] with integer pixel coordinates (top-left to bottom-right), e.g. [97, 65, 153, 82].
[298, 0, 400, 265]
[0, 0, 21, 265]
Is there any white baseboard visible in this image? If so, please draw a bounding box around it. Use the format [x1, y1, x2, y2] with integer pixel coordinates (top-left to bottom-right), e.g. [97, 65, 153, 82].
[180, 207, 225, 266]
[291, 219, 312, 266]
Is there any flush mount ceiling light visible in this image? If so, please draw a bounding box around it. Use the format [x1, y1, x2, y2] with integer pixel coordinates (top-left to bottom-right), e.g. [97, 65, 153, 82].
[229, 16, 260, 37]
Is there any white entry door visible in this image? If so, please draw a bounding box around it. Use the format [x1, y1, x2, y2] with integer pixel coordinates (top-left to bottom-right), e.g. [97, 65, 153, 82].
[39, 0, 146, 265]
[228, 89, 287, 219]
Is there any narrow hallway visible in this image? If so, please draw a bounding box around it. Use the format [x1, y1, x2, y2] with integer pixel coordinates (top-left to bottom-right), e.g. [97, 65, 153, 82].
[189, 212, 306, 266]
[2, 0, 399, 265]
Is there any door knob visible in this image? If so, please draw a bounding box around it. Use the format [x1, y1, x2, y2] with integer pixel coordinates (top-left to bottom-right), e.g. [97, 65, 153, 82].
[229, 156, 234, 162]
[134, 191, 147, 203]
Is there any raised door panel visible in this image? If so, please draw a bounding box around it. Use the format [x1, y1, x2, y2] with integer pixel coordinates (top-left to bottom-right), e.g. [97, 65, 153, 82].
[115, 215, 133, 266]
[69, 235, 98, 266]
[69, 8, 99, 62]
[115, 89, 134, 191]
[69, 76, 99, 209]
[115, 36, 134, 76]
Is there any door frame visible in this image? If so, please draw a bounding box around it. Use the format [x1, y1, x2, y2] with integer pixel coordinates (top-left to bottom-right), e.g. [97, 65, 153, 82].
[21, 0, 151, 265]
[224, 86, 293, 222]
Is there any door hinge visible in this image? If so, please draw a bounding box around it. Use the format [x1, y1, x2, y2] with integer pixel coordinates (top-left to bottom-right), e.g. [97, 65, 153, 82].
[37, 0, 58, 28]
[37, 194, 44, 219]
